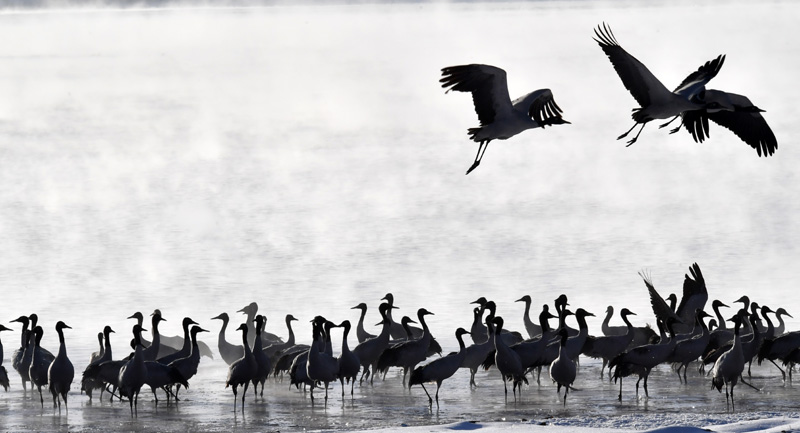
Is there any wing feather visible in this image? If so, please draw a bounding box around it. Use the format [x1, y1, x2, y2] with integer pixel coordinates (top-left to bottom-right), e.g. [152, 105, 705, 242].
[511, 89, 568, 126]
[641, 270, 683, 325]
[676, 263, 708, 324]
[593, 23, 672, 108]
[673, 55, 726, 97]
[440, 64, 514, 126]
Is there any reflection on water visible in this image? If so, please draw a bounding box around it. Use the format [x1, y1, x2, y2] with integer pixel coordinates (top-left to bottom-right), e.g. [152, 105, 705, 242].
[0, 1, 798, 431]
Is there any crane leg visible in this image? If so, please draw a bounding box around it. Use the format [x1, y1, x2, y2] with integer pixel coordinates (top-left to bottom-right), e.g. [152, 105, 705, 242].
[420, 383, 432, 406]
[625, 123, 647, 146]
[769, 360, 786, 382]
[466, 141, 489, 175]
[617, 122, 638, 140]
[658, 115, 679, 129]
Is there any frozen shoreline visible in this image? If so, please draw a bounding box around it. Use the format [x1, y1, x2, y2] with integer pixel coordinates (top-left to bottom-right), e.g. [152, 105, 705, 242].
[341, 415, 800, 433]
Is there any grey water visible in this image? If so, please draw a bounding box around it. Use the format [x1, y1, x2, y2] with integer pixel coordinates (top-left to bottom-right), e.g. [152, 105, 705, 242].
[0, 0, 798, 431]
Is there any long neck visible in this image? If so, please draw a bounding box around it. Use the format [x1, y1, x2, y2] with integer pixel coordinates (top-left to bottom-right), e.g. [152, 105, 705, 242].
[493, 323, 505, 349]
[324, 325, 334, 356]
[418, 314, 430, 337]
[182, 322, 192, 350]
[540, 312, 552, 333]
[253, 323, 263, 351]
[621, 313, 634, 334]
[57, 328, 67, 357]
[341, 326, 350, 352]
[602, 307, 613, 333]
[152, 319, 161, 346]
[522, 301, 533, 327]
[103, 330, 113, 360]
[19, 322, 28, 347]
[218, 316, 229, 345]
[714, 304, 727, 330]
[762, 311, 775, 337]
[241, 328, 251, 355]
[732, 321, 742, 348]
[378, 313, 391, 340]
[357, 308, 367, 333]
[456, 332, 467, 352]
[191, 329, 201, 354]
[133, 331, 144, 360]
[286, 319, 295, 345]
[576, 314, 589, 336]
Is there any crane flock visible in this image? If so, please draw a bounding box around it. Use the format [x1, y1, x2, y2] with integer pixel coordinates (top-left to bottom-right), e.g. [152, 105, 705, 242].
[2, 263, 799, 417]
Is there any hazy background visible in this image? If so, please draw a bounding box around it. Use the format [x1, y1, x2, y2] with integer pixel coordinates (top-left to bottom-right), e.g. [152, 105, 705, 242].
[0, 0, 797, 360]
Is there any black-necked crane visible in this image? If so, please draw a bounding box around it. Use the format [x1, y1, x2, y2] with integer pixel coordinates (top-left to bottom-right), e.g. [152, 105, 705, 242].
[226, 323, 257, 412]
[0, 324, 11, 391]
[211, 312, 244, 365]
[353, 303, 392, 385]
[47, 321, 74, 411]
[168, 325, 208, 401]
[80, 327, 116, 402]
[410, 328, 470, 408]
[376, 308, 434, 388]
[492, 317, 526, 402]
[460, 313, 496, 388]
[119, 324, 148, 416]
[594, 23, 724, 146]
[469, 300, 490, 345]
[440, 64, 569, 174]
[306, 318, 339, 403]
[11, 315, 31, 391]
[610, 317, 678, 401]
[351, 303, 377, 343]
[251, 315, 270, 398]
[336, 320, 360, 398]
[667, 310, 712, 383]
[549, 328, 576, 406]
[89, 332, 103, 365]
[583, 308, 637, 379]
[712, 312, 746, 412]
[29, 326, 55, 408]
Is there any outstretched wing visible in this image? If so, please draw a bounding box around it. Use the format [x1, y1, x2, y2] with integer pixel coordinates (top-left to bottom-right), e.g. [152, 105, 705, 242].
[676, 263, 708, 324]
[683, 90, 777, 156]
[440, 64, 514, 126]
[593, 23, 672, 108]
[511, 89, 569, 127]
[641, 270, 682, 325]
[673, 55, 726, 98]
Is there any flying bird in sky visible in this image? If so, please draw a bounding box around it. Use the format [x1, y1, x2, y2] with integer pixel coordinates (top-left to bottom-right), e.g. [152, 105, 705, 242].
[594, 23, 776, 156]
[440, 64, 569, 175]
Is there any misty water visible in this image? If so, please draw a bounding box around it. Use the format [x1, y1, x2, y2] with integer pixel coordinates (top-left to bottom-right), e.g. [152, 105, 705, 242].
[0, 0, 799, 431]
